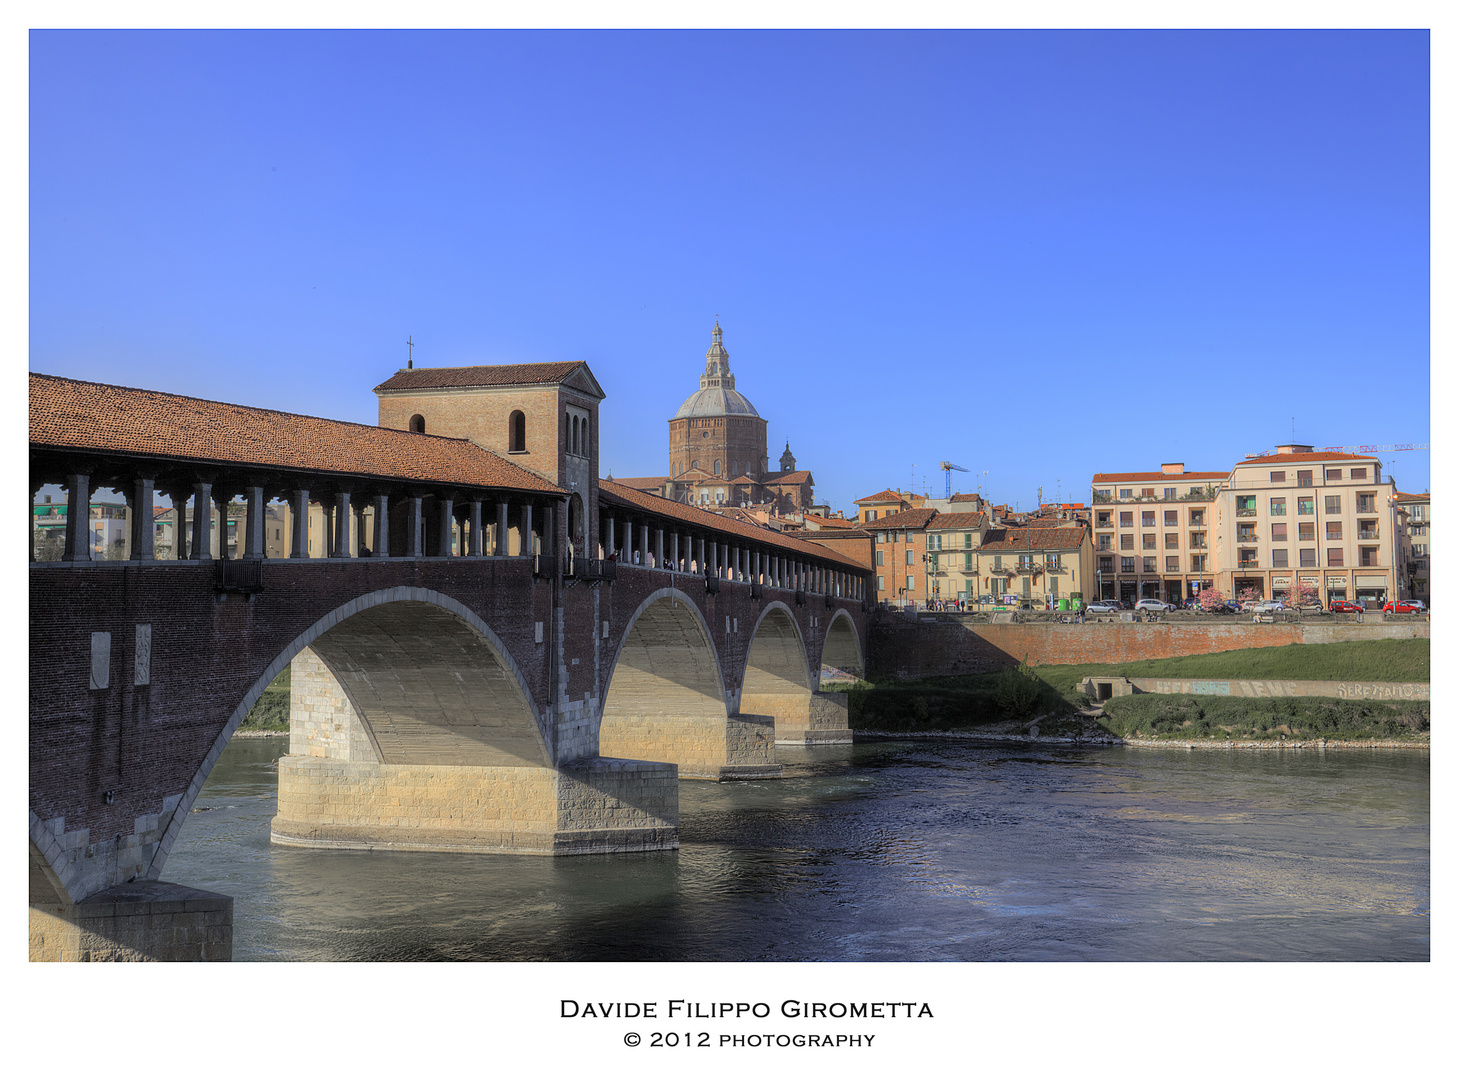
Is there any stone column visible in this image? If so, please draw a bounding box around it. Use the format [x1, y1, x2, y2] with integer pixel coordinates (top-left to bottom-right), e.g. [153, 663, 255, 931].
[695, 536, 705, 575]
[496, 501, 508, 556]
[129, 476, 155, 562]
[243, 485, 265, 559]
[654, 528, 664, 569]
[354, 502, 367, 557]
[404, 496, 424, 557]
[290, 490, 310, 558]
[333, 492, 353, 558]
[639, 524, 649, 567]
[190, 482, 213, 561]
[606, 516, 616, 558]
[437, 495, 454, 557]
[63, 472, 91, 562]
[544, 502, 555, 557]
[373, 494, 389, 556]
[671, 532, 680, 571]
[322, 501, 334, 559]
[522, 503, 534, 557]
[468, 500, 483, 556]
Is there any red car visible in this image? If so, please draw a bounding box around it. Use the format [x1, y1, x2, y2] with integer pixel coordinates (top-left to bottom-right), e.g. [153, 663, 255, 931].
[1329, 599, 1363, 613]
[1383, 600, 1422, 614]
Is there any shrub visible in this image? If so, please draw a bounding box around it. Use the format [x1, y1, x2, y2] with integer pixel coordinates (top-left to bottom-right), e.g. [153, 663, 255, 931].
[994, 658, 1041, 718]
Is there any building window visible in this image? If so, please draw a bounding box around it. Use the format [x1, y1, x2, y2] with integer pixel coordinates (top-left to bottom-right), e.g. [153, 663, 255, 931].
[994, 556, 1002, 570]
[1094, 489, 1111, 502]
[1326, 468, 1343, 480]
[1190, 554, 1207, 572]
[1120, 511, 1133, 527]
[1163, 487, 1176, 500]
[1326, 522, 1342, 540]
[1142, 534, 1156, 549]
[1190, 531, 1206, 548]
[714, 460, 721, 475]
[1165, 556, 1179, 572]
[1299, 549, 1316, 567]
[1164, 510, 1177, 526]
[1238, 525, 1257, 542]
[1141, 488, 1155, 498]
[1327, 548, 1344, 566]
[1357, 493, 1377, 513]
[1141, 511, 1155, 528]
[1298, 522, 1315, 541]
[1351, 468, 1367, 480]
[1120, 557, 1135, 573]
[408, 414, 425, 434]
[1359, 547, 1380, 568]
[1297, 470, 1314, 487]
[1272, 549, 1288, 568]
[1120, 534, 1133, 550]
[964, 533, 972, 548]
[1189, 509, 1205, 526]
[1097, 511, 1113, 528]
[1142, 557, 1157, 573]
[1097, 535, 1112, 550]
[1164, 533, 1178, 549]
[1298, 497, 1315, 515]
[1272, 523, 1287, 541]
[1324, 495, 1341, 515]
[1119, 489, 1133, 499]
[875, 550, 884, 566]
[877, 575, 885, 592]
[1239, 549, 1258, 568]
[906, 549, 914, 565]
[905, 575, 915, 591]
[1270, 471, 1286, 483]
[1270, 498, 1286, 515]
[1236, 495, 1256, 516]
[508, 411, 526, 452]
[1099, 556, 1113, 573]
[963, 552, 972, 570]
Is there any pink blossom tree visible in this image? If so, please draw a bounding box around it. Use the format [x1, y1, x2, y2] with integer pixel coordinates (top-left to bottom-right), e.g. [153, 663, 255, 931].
[1289, 580, 1320, 608]
[1197, 586, 1226, 614]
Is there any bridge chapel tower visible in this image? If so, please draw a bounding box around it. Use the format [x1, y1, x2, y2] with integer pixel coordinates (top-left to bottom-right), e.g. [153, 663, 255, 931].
[668, 322, 769, 488]
[374, 361, 606, 557]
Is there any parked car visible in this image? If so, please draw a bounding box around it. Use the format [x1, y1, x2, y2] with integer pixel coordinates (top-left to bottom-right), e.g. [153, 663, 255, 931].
[1224, 600, 1242, 612]
[1239, 600, 1266, 612]
[1252, 600, 1286, 613]
[1383, 600, 1422, 614]
[1329, 599, 1363, 613]
[1135, 599, 1173, 612]
[1086, 600, 1121, 614]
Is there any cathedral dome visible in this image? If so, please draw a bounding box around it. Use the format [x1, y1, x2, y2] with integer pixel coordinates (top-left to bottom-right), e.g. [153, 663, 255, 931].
[671, 322, 761, 419]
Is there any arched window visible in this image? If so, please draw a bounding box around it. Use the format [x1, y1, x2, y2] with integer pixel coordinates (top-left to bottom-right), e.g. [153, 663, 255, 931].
[581, 416, 589, 454]
[409, 414, 425, 434]
[570, 414, 578, 455]
[714, 460, 721, 475]
[508, 411, 526, 453]
[690, 460, 698, 472]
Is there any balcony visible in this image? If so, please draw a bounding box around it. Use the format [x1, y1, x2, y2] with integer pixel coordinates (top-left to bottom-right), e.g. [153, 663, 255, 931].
[1236, 508, 1257, 518]
[1297, 478, 1313, 487]
[215, 558, 263, 594]
[1358, 529, 1380, 540]
[1237, 560, 1260, 569]
[566, 556, 615, 584]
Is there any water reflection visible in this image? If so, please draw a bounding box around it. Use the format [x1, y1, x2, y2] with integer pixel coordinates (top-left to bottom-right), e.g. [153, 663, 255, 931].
[165, 736, 1429, 961]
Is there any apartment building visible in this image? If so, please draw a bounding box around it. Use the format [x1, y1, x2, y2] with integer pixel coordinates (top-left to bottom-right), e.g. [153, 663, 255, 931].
[868, 507, 937, 604]
[923, 512, 989, 603]
[1394, 491, 1429, 605]
[1089, 464, 1227, 605]
[1218, 445, 1396, 607]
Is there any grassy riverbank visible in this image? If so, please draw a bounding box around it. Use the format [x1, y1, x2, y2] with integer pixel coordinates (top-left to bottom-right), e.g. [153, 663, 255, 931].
[831, 638, 1429, 744]
[239, 668, 290, 732]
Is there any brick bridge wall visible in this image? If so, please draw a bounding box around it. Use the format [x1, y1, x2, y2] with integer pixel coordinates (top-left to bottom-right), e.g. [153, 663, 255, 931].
[30, 557, 866, 904]
[867, 617, 1428, 680]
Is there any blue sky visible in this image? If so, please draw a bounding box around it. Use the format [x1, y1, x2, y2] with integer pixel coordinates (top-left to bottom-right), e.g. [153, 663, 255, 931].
[29, 30, 1431, 509]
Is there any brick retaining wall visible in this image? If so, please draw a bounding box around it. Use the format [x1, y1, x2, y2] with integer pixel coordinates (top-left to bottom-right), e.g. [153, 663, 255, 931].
[868, 617, 1428, 680]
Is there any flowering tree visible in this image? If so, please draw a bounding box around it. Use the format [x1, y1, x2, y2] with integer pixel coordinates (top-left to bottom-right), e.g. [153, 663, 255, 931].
[1197, 586, 1226, 614]
[1289, 580, 1320, 608]
[1237, 586, 1263, 606]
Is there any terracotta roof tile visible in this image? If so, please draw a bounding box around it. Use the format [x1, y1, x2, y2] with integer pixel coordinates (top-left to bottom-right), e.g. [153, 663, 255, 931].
[765, 470, 813, 484]
[979, 525, 1088, 551]
[373, 361, 588, 393]
[868, 507, 938, 531]
[1235, 451, 1375, 465]
[855, 488, 907, 504]
[30, 373, 563, 495]
[611, 476, 669, 491]
[927, 512, 986, 531]
[598, 481, 868, 571]
[1395, 491, 1430, 501]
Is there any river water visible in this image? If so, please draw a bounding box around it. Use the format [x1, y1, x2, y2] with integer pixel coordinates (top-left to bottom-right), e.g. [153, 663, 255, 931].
[165, 735, 1429, 962]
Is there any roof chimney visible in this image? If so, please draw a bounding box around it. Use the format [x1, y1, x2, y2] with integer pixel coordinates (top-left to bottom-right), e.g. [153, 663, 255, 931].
[1161, 463, 1184, 475]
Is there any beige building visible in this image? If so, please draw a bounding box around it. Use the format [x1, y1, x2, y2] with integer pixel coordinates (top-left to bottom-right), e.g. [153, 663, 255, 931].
[927, 512, 1092, 607]
[1217, 445, 1397, 607]
[1090, 464, 1227, 605]
[1394, 490, 1429, 605]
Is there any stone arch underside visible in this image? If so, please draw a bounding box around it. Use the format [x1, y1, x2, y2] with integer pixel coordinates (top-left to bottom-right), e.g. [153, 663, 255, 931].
[741, 604, 853, 746]
[299, 601, 548, 767]
[600, 592, 780, 781]
[270, 598, 676, 856]
[821, 610, 865, 680]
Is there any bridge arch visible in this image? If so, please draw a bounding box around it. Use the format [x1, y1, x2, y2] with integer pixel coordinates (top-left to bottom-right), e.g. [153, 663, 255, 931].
[819, 608, 865, 682]
[742, 601, 813, 699]
[146, 586, 546, 879]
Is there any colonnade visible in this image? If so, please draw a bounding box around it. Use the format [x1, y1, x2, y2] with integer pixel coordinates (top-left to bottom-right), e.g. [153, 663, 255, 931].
[600, 512, 867, 601]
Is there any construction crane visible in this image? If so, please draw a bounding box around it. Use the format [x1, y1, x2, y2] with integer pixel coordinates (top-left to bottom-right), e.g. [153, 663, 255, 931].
[940, 461, 969, 499]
